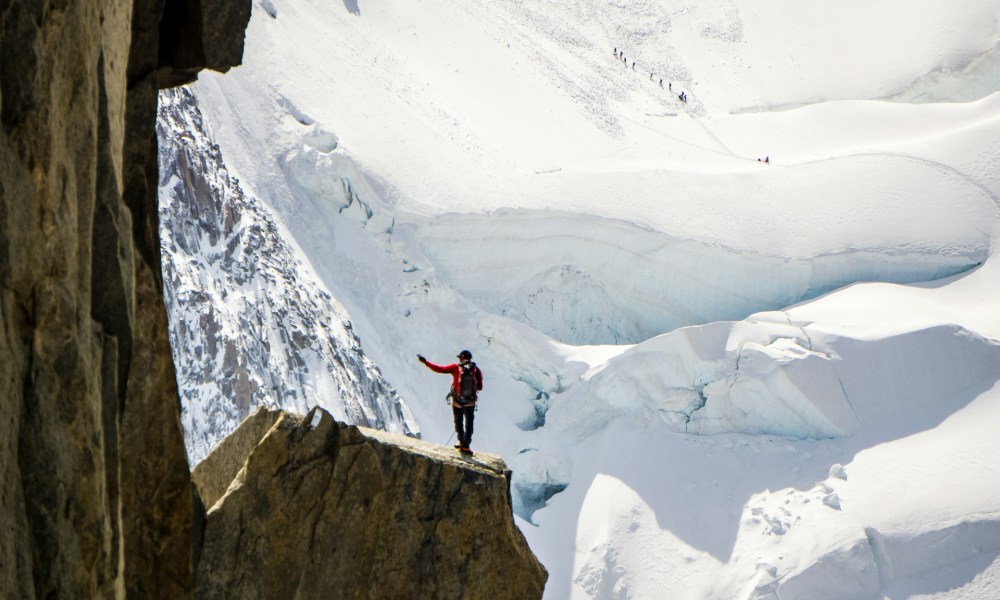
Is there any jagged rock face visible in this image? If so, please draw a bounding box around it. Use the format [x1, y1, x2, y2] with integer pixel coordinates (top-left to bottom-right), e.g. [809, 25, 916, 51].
[157, 87, 419, 465]
[194, 408, 548, 600]
[0, 1, 249, 598]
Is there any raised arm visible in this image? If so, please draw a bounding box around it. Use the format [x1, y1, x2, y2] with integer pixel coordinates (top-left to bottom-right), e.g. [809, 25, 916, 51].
[418, 354, 455, 374]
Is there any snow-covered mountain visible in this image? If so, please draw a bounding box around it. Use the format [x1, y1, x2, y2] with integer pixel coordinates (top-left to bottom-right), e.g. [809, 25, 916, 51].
[158, 87, 417, 464]
[157, 0, 1000, 597]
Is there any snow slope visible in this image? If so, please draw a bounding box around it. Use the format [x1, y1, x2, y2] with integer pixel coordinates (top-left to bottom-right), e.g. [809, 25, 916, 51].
[528, 254, 1000, 599]
[160, 0, 1000, 597]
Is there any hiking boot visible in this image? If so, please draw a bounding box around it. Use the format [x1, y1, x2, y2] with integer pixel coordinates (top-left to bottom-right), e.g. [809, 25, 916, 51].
[459, 445, 473, 454]
[454, 443, 463, 449]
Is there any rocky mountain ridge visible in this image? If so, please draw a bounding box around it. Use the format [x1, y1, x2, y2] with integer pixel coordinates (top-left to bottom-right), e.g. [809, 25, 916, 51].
[158, 87, 418, 464]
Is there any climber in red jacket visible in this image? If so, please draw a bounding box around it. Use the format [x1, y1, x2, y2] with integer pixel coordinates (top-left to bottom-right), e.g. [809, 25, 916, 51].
[418, 350, 483, 454]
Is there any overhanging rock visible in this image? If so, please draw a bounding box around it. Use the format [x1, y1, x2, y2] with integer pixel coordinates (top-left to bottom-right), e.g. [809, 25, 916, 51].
[193, 407, 547, 599]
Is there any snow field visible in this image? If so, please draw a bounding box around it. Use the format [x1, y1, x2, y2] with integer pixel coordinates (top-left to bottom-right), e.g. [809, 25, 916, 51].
[173, 0, 1000, 597]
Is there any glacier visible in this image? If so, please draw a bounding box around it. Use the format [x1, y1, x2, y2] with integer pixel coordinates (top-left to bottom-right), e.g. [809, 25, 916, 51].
[154, 0, 1000, 598]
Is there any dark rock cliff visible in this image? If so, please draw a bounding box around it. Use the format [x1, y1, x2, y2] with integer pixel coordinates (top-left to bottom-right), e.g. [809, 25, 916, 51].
[0, 0, 249, 597]
[193, 408, 548, 600]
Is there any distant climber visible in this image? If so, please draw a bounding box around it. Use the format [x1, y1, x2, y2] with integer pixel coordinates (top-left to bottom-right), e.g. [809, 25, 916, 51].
[418, 350, 484, 454]
[659, 78, 663, 87]
[668, 82, 672, 91]
[678, 91, 687, 102]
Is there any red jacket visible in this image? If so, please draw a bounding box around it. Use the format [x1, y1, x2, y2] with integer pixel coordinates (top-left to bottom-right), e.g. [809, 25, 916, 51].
[424, 360, 483, 403]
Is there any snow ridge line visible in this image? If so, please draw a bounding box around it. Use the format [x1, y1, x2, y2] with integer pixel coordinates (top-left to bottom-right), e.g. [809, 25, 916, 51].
[792, 150, 1000, 210]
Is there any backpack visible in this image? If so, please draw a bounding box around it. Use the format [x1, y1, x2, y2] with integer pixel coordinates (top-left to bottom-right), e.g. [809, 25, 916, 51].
[456, 362, 479, 404]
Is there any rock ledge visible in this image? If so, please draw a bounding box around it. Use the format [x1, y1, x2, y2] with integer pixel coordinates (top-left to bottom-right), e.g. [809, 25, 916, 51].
[194, 408, 547, 600]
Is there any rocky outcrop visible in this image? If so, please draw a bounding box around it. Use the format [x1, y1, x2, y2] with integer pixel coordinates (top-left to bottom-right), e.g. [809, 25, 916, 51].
[0, 1, 249, 598]
[194, 407, 548, 600]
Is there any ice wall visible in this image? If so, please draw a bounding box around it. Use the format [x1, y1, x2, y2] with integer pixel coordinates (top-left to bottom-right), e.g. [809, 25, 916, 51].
[404, 211, 980, 346]
[547, 309, 1000, 442]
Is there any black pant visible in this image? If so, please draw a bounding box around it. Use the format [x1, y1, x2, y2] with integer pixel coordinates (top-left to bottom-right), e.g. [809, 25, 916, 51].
[453, 404, 475, 447]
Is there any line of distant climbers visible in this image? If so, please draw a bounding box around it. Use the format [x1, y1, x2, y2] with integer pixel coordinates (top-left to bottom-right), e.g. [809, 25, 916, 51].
[614, 47, 687, 103]
[614, 46, 771, 164]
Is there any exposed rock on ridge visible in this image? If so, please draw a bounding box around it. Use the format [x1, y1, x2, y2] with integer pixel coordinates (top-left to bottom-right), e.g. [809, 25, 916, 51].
[157, 87, 418, 465]
[194, 407, 548, 600]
